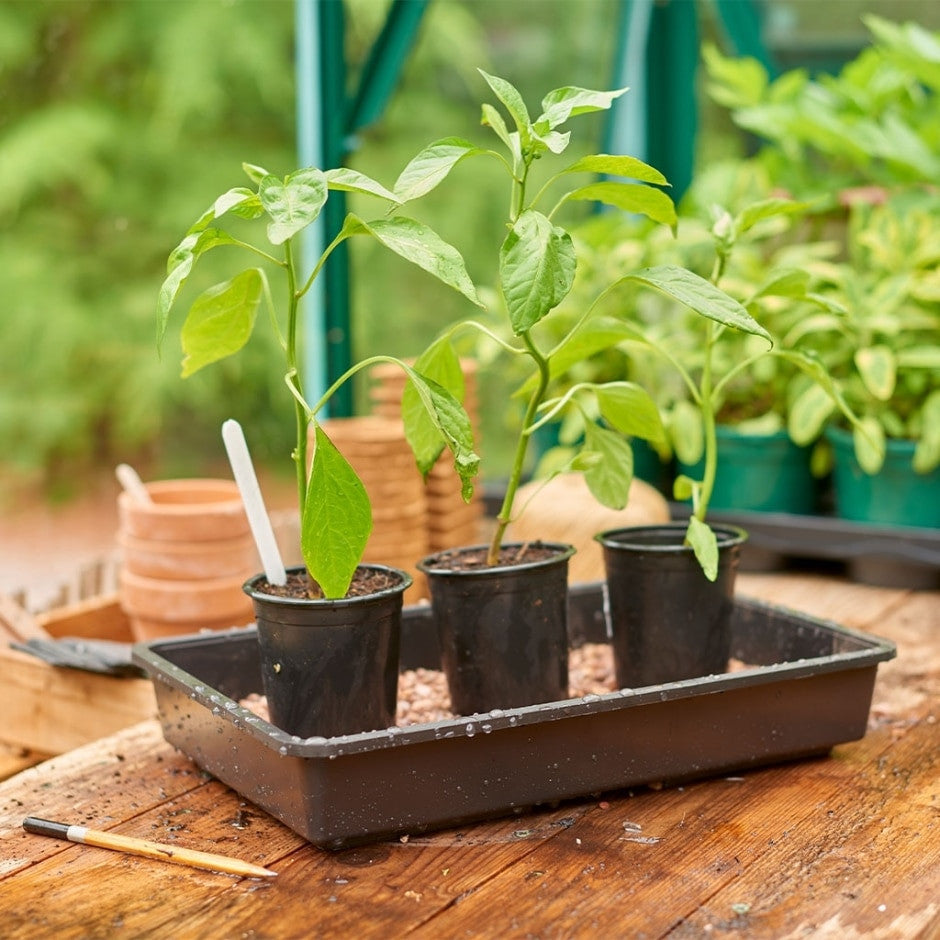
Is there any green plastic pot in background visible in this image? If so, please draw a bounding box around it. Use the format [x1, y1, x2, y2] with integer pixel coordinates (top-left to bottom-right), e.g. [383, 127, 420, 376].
[826, 426, 940, 528]
[679, 427, 818, 515]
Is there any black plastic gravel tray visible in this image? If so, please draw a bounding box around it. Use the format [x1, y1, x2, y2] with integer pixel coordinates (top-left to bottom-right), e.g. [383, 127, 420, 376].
[133, 584, 896, 849]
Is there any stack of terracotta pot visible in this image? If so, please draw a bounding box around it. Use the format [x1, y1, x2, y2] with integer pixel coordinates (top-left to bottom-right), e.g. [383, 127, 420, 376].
[369, 359, 484, 553]
[117, 479, 258, 641]
[317, 416, 429, 604]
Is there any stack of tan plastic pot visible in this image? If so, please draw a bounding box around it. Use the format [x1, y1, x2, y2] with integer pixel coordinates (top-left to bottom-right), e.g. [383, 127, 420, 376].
[317, 416, 430, 604]
[369, 359, 484, 553]
[117, 479, 258, 641]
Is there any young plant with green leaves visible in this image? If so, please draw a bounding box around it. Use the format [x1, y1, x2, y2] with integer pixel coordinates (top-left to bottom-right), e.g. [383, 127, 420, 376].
[788, 192, 940, 474]
[393, 71, 758, 578]
[157, 162, 482, 599]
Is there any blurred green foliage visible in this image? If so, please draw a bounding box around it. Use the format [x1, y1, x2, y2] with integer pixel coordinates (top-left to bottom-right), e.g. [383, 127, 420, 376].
[0, 0, 620, 493]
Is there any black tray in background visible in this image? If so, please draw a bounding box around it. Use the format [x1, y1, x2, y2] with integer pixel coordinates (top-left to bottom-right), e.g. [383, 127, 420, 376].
[133, 584, 896, 850]
[669, 504, 940, 590]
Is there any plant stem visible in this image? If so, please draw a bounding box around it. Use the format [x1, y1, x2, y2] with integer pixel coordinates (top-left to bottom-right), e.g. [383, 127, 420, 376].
[284, 239, 308, 512]
[488, 331, 550, 564]
[697, 320, 717, 523]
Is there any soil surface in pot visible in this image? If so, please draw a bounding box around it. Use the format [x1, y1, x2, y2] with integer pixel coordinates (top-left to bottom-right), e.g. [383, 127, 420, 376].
[253, 568, 402, 600]
[423, 542, 560, 571]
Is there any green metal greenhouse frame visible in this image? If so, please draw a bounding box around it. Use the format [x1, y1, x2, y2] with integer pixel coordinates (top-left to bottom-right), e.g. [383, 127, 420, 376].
[294, 0, 780, 414]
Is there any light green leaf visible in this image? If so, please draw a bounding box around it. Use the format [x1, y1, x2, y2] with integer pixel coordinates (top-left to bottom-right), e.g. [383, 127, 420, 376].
[625, 265, 772, 344]
[737, 198, 812, 233]
[538, 85, 628, 129]
[393, 138, 482, 203]
[479, 70, 531, 146]
[595, 382, 667, 443]
[897, 345, 940, 369]
[788, 383, 836, 446]
[260, 167, 327, 245]
[914, 390, 940, 473]
[480, 103, 519, 160]
[581, 423, 634, 509]
[157, 228, 239, 344]
[499, 209, 576, 333]
[401, 338, 464, 475]
[325, 167, 399, 202]
[855, 345, 896, 401]
[242, 163, 269, 185]
[563, 154, 668, 185]
[402, 360, 479, 499]
[342, 214, 482, 308]
[180, 269, 263, 377]
[673, 474, 695, 502]
[671, 399, 703, 465]
[854, 416, 886, 475]
[749, 268, 811, 301]
[566, 182, 677, 228]
[301, 423, 372, 599]
[685, 516, 718, 582]
[213, 187, 263, 220]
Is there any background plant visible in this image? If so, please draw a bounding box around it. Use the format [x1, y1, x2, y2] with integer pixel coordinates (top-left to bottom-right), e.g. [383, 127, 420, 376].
[787, 192, 940, 474]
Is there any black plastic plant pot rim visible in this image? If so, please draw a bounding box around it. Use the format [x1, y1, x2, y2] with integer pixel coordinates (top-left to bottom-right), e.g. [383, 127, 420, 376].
[595, 523, 748, 553]
[243, 564, 412, 610]
[416, 541, 576, 577]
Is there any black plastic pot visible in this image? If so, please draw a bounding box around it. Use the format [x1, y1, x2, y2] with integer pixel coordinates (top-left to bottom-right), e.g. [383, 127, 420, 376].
[596, 523, 747, 688]
[416, 542, 575, 715]
[243, 564, 410, 738]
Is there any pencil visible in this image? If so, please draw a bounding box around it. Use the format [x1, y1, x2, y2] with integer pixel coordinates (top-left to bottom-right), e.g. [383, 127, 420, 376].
[22, 816, 277, 879]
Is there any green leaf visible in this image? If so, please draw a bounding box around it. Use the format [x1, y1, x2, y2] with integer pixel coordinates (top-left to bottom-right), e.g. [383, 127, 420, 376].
[854, 416, 886, 475]
[260, 167, 327, 245]
[788, 383, 836, 446]
[914, 390, 940, 474]
[595, 382, 667, 443]
[896, 345, 940, 369]
[325, 167, 399, 202]
[673, 474, 695, 502]
[301, 423, 372, 599]
[393, 138, 482, 203]
[401, 362, 479, 499]
[737, 198, 812, 233]
[671, 399, 703, 465]
[180, 269, 263, 377]
[566, 182, 677, 228]
[581, 423, 634, 509]
[563, 154, 668, 186]
[480, 103, 519, 161]
[499, 209, 576, 333]
[685, 516, 719, 582]
[400, 338, 464, 475]
[157, 228, 238, 344]
[342, 214, 482, 308]
[242, 163, 269, 185]
[213, 187, 263, 220]
[855, 345, 896, 401]
[750, 268, 811, 301]
[478, 70, 531, 147]
[625, 265, 772, 344]
[538, 85, 628, 129]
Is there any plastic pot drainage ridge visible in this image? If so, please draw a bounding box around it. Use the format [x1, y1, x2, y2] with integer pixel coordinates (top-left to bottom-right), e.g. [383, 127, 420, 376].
[133, 583, 896, 850]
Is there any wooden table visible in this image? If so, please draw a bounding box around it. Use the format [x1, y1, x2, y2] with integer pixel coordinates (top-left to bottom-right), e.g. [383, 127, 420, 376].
[1, 571, 937, 938]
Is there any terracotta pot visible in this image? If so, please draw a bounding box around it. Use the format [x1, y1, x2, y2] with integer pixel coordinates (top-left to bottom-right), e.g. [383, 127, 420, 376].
[117, 478, 256, 642]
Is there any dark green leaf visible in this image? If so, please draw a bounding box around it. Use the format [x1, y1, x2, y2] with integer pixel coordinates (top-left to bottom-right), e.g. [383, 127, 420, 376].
[625, 265, 772, 344]
[499, 210, 576, 333]
[301, 423, 372, 599]
[343, 214, 482, 308]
